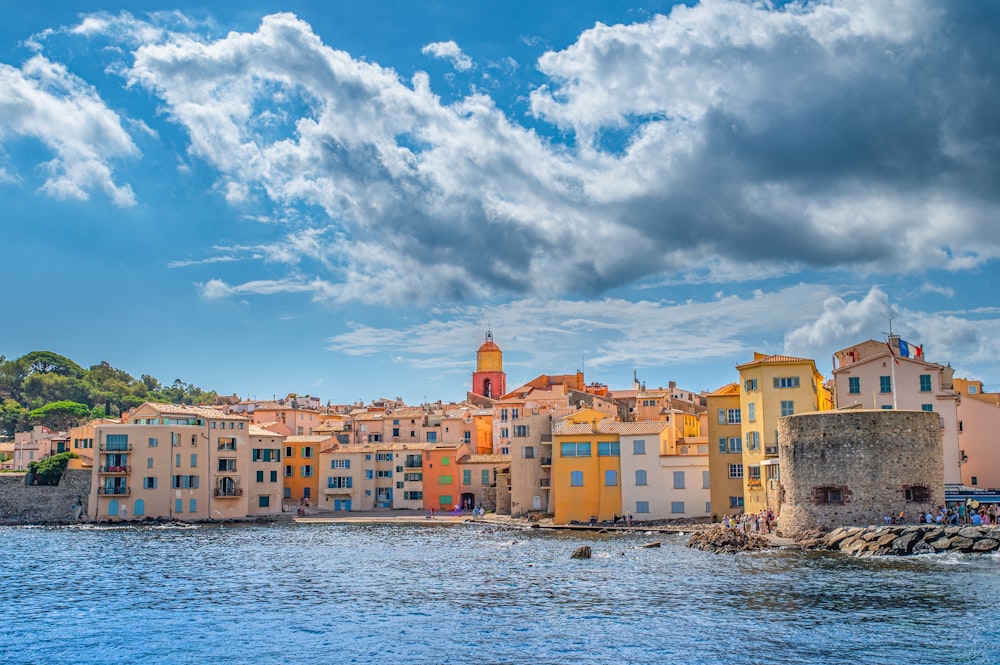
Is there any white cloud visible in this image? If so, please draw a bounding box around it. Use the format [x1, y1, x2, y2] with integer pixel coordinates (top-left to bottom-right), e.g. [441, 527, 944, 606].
[421, 40, 473, 71]
[56, 4, 1000, 303]
[0, 55, 138, 205]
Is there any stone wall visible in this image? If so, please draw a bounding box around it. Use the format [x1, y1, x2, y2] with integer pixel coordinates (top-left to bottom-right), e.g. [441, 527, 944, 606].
[0, 469, 92, 525]
[778, 410, 943, 534]
[826, 525, 1000, 557]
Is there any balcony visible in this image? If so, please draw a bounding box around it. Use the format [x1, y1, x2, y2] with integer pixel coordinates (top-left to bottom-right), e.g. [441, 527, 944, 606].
[100, 443, 132, 452]
[214, 487, 243, 498]
[404, 461, 423, 469]
[98, 486, 130, 496]
[539, 457, 552, 467]
[99, 465, 131, 474]
[324, 486, 354, 496]
[765, 446, 778, 456]
[747, 479, 762, 489]
[539, 434, 552, 443]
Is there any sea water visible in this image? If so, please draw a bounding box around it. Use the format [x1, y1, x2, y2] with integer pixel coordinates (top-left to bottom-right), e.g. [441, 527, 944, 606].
[2, 522, 998, 664]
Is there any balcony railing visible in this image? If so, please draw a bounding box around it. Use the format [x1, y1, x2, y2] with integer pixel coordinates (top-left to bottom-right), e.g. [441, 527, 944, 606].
[100, 443, 132, 452]
[404, 461, 423, 468]
[98, 486, 130, 496]
[747, 479, 762, 489]
[764, 446, 778, 456]
[539, 457, 552, 466]
[99, 465, 131, 474]
[214, 487, 243, 497]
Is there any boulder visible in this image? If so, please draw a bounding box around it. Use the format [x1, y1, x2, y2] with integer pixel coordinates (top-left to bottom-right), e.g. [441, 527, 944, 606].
[911, 541, 935, 555]
[930, 537, 952, 551]
[571, 546, 592, 559]
[827, 527, 863, 549]
[891, 531, 920, 554]
[948, 537, 975, 552]
[640, 541, 661, 548]
[958, 527, 985, 540]
[972, 539, 999, 553]
[687, 525, 772, 554]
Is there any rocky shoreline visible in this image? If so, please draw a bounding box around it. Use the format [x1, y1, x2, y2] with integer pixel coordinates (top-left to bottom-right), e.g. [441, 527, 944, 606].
[688, 524, 1000, 557]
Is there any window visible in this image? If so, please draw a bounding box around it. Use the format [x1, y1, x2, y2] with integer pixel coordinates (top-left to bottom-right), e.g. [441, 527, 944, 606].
[744, 378, 758, 391]
[190, 454, 197, 468]
[703, 471, 711, 489]
[376, 452, 392, 461]
[258, 496, 270, 508]
[748, 466, 761, 480]
[815, 487, 843, 504]
[848, 376, 860, 394]
[729, 496, 744, 509]
[904, 486, 931, 502]
[780, 401, 794, 417]
[560, 442, 591, 457]
[727, 409, 741, 424]
[392, 428, 400, 438]
[774, 376, 800, 388]
[605, 470, 618, 486]
[880, 375, 892, 393]
[514, 425, 529, 437]
[463, 470, 472, 485]
[440, 475, 453, 484]
[971, 476, 978, 486]
[427, 432, 437, 443]
[404, 472, 422, 482]
[256, 470, 264, 482]
[328, 477, 353, 489]
[218, 458, 236, 472]
[143, 477, 157, 489]
[921, 404, 933, 412]
[376, 470, 393, 478]
[218, 438, 235, 451]
[719, 437, 742, 453]
[189, 499, 197, 513]
[522, 446, 535, 459]
[500, 409, 508, 422]
[747, 403, 755, 422]
[331, 459, 350, 469]
[439, 495, 453, 506]
[285, 446, 293, 458]
[500, 428, 509, 438]
[919, 374, 932, 392]
[636, 501, 649, 514]
[148, 437, 158, 447]
[441, 456, 450, 466]
[881, 405, 893, 410]
[302, 447, 313, 459]
[673, 471, 685, 489]
[147, 457, 154, 469]
[597, 441, 620, 456]
[570, 471, 584, 487]
[969, 385, 979, 394]
[482, 470, 490, 484]
[634, 470, 648, 486]
[365, 470, 374, 480]
[747, 432, 759, 450]
[717, 409, 726, 425]
[633, 439, 646, 455]
[671, 501, 685, 514]
[404, 491, 423, 500]
[285, 465, 294, 477]
[175, 499, 183, 514]
[729, 464, 744, 479]
[270, 470, 278, 483]
[175, 454, 181, 468]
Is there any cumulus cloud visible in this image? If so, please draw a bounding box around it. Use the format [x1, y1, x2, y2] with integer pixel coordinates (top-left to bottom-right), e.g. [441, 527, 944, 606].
[421, 40, 473, 71]
[62, 3, 1000, 303]
[0, 54, 138, 205]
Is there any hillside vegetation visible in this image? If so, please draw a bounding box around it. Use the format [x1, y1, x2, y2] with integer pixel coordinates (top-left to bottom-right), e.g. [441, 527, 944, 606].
[0, 351, 217, 437]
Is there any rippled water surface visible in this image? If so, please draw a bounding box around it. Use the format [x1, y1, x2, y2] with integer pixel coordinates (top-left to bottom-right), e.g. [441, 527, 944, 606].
[2, 522, 999, 664]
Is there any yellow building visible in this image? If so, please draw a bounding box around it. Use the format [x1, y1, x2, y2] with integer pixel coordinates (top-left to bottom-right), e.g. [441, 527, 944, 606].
[735, 353, 831, 514]
[706, 383, 746, 519]
[551, 409, 623, 524]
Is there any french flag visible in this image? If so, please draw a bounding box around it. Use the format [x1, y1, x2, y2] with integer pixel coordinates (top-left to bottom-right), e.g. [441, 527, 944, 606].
[899, 339, 923, 359]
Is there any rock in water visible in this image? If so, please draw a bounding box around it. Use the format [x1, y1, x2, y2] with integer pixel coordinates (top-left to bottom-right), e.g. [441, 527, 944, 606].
[571, 545, 592, 559]
[640, 541, 661, 548]
[687, 526, 772, 554]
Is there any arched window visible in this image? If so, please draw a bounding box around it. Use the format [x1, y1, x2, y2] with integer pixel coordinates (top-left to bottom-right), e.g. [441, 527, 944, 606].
[635, 470, 647, 486]
[107, 499, 119, 516]
[133, 499, 145, 517]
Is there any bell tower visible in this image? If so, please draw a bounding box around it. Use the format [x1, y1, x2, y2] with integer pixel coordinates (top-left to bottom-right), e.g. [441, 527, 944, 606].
[472, 330, 506, 399]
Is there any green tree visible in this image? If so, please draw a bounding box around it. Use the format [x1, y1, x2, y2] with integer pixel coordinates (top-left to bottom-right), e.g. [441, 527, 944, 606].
[27, 451, 78, 485]
[20, 351, 85, 378]
[0, 398, 29, 438]
[28, 401, 91, 431]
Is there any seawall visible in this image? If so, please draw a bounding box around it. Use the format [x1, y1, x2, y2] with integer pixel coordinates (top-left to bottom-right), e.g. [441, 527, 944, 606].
[0, 469, 92, 525]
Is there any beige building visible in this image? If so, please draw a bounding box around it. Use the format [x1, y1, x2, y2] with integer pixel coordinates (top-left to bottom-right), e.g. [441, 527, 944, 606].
[90, 402, 254, 521]
[953, 379, 1000, 489]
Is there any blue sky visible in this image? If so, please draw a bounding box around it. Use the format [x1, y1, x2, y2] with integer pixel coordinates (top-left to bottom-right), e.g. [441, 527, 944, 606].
[3, 0, 999, 404]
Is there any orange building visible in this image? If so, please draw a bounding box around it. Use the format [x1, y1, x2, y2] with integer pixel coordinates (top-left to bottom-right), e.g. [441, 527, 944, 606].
[282, 435, 335, 507]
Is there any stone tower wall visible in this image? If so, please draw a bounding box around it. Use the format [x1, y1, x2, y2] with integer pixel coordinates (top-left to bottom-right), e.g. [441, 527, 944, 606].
[778, 410, 943, 534]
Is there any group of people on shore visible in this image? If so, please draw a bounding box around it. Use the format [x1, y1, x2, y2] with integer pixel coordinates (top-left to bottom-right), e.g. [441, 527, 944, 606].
[886, 502, 998, 526]
[723, 510, 775, 535]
